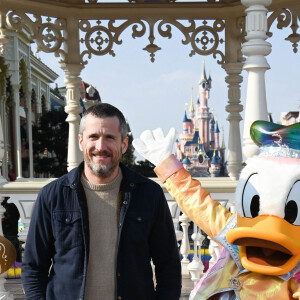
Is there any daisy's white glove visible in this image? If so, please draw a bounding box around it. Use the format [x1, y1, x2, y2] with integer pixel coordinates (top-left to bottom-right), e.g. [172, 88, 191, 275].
[132, 128, 177, 166]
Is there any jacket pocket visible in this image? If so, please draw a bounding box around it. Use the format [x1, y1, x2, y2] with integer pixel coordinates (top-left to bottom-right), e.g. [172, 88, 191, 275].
[126, 211, 152, 223]
[53, 210, 83, 250]
[124, 211, 153, 245]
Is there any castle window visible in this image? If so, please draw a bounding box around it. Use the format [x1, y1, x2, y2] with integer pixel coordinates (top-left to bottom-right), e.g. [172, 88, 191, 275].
[198, 155, 204, 164]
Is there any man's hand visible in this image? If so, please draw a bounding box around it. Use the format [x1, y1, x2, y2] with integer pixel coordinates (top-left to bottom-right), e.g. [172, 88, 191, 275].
[133, 128, 177, 166]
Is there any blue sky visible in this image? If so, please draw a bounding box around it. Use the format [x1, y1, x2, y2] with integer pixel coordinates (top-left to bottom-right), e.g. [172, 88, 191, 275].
[37, 23, 300, 161]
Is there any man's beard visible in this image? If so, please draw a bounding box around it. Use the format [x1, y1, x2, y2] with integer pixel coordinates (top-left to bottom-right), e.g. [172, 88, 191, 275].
[85, 149, 121, 179]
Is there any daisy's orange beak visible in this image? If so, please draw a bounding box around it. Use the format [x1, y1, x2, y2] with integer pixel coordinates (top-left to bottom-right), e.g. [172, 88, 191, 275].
[226, 215, 300, 275]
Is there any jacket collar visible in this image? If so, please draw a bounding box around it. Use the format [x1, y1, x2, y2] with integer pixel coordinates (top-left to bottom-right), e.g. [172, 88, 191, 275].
[63, 161, 149, 191]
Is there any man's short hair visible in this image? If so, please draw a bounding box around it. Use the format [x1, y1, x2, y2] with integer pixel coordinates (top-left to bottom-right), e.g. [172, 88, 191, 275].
[79, 103, 128, 140]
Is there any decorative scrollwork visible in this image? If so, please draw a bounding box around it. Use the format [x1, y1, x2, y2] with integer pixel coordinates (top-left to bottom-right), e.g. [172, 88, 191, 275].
[5, 10, 226, 65]
[267, 8, 292, 37]
[159, 19, 225, 64]
[80, 19, 149, 64]
[268, 8, 300, 53]
[80, 18, 225, 64]
[6, 11, 67, 61]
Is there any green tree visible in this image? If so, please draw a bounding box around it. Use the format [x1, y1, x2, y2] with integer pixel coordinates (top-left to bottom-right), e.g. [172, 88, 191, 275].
[132, 160, 156, 177]
[32, 108, 68, 177]
[121, 123, 135, 168]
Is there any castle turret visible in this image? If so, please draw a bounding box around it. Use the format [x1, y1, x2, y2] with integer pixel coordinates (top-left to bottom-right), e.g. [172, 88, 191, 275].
[214, 120, 220, 149]
[221, 128, 226, 163]
[198, 57, 210, 150]
[196, 92, 200, 114]
[183, 110, 189, 133]
[184, 108, 194, 134]
[208, 73, 212, 89]
[182, 153, 191, 171]
[210, 109, 215, 147]
[209, 150, 221, 177]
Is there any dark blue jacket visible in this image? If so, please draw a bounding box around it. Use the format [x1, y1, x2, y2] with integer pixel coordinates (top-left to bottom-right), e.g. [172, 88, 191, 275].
[22, 162, 181, 299]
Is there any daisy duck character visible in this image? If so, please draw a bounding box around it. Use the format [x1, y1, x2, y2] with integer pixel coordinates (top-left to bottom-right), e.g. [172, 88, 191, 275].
[133, 120, 300, 300]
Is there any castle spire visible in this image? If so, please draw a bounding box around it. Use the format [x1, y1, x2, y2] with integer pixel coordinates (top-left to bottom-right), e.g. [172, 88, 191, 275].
[199, 56, 208, 84]
[221, 127, 226, 149]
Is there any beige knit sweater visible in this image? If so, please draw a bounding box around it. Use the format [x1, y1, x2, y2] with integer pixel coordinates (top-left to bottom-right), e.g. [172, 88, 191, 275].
[81, 169, 122, 300]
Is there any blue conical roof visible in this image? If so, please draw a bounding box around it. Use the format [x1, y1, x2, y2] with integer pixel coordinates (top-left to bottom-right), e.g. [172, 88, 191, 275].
[183, 110, 192, 123]
[183, 111, 188, 122]
[182, 156, 191, 165]
[214, 121, 220, 133]
[211, 155, 218, 164]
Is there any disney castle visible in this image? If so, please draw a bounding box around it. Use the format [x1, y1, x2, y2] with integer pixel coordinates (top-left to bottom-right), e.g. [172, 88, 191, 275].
[175, 61, 226, 177]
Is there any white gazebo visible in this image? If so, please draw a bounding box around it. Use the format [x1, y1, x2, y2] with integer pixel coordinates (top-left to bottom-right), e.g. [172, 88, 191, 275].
[1, 0, 299, 181]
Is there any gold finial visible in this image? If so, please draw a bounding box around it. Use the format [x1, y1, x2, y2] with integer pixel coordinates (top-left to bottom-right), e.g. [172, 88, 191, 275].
[189, 86, 195, 113]
[185, 102, 188, 110]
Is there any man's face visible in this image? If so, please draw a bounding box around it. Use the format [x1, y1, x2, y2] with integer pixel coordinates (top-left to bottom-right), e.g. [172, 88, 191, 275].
[79, 115, 128, 183]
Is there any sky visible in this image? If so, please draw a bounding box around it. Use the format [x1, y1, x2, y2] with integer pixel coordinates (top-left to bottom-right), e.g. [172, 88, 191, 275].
[36, 21, 300, 162]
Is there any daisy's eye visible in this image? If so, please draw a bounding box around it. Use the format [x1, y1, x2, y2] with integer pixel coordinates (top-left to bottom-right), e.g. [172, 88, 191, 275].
[242, 173, 260, 218]
[285, 181, 300, 226]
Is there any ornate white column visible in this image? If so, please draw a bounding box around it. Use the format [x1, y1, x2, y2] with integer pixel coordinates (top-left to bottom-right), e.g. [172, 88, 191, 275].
[62, 63, 83, 171]
[241, 0, 272, 159]
[62, 17, 84, 171]
[0, 89, 13, 299]
[223, 63, 244, 180]
[188, 224, 204, 285]
[0, 98, 7, 179]
[46, 84, 51, 111]
[12, 84, 22, 179]
[0, 110, 5, 183]
[25, 83, 33, 178]
[36, 79, 41, 119]
[179, 213, 191, 276]
[0, 62, 7, 179]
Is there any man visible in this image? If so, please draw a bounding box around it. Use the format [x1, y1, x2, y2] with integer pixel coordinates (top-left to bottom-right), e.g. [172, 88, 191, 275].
[22, 103, 181, 300]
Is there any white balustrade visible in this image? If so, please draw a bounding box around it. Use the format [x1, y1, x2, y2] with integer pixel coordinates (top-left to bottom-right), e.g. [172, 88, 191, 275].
[179, 213, 191, 276]
[188, 223, 204, 285]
